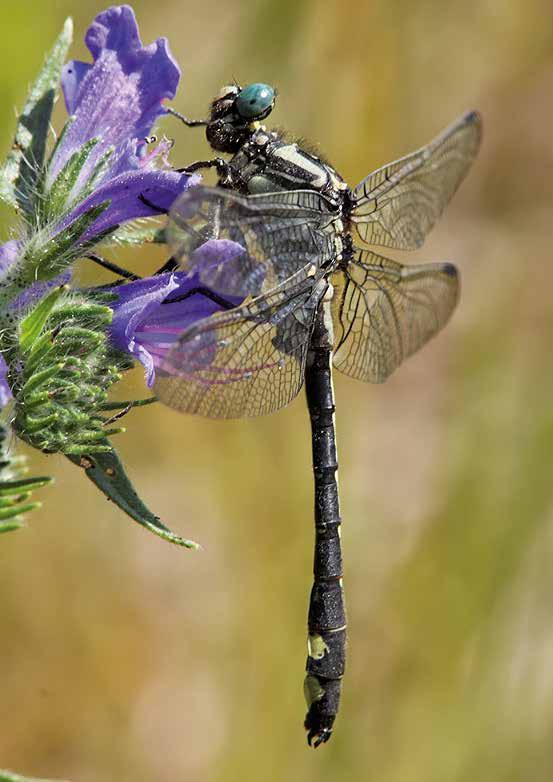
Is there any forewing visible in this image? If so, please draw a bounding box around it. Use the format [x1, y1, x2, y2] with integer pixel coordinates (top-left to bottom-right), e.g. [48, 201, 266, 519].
[167, 186, 336, 297]
[351, 111, 481, 250]
[154, 271, 325, 419]
[332, 249, 459, 382]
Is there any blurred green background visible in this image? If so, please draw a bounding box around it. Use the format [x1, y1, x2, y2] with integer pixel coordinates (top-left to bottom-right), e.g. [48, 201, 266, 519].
[1, 0, 553, 780]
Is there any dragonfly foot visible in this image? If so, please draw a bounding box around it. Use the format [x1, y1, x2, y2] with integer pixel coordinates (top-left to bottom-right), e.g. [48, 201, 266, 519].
[305, 711, 334, 748]
[306, 724, 333, 748]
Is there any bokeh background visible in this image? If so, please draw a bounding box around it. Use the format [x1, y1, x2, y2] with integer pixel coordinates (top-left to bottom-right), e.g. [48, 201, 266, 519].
[1, 0, 553, 780]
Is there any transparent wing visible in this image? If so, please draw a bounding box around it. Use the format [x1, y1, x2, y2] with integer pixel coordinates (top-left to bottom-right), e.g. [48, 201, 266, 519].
[351, 111, 481, 250]
[167, 185, 337, 297]
[331, 248, 459, 382]
[154, 271, 326, 419]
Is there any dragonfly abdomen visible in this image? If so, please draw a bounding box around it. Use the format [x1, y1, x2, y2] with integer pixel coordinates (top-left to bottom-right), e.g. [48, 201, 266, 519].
[304, 302, 346, 748]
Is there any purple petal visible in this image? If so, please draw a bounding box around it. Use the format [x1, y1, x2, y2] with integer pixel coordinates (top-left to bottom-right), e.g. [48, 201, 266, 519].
[108, 264, 241, 387]
[109, 272, 181, 386]
[0, 353, 12, 408]
[62, 60, 91, 114]
[56, 169, 197, 243]
[189, 238, 265, 296]
[0, 240, 21, 279]
[51, 5, 180, 185]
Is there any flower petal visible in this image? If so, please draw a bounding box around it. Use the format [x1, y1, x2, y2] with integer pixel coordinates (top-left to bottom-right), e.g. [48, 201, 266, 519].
[109, 272, 181, 385]
[58, 169, 197, 243]
[0, 240, 21, 279]
[0, 353, 12, 408]
[51, 5, 180, 185]
[108, 263, 242, 386]
[62, 60, 91, 114]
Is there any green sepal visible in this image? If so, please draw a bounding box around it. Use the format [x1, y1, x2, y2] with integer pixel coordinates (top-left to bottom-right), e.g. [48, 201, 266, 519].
[0, 492, 32, 507]
[20, 363, 65, 395]
[42, 137, 100, 222]
[24, 201, 111, 281]
[0, 18, 73, 215]
[22, 329, 56, 376]
[18, 286, 68, 353]
[0, 477, 51, 497]
[0, 420, 53, 533]
[0, 500, 42, 520]
[46, 115, 75, 167]
[46, 301, 113, 328]
[0, 769, 69, 782]
[106, 221, 167, 246]
[67, 443, 200, 549]
[0, 520, 26, 534]
[78, 146, 115, 202]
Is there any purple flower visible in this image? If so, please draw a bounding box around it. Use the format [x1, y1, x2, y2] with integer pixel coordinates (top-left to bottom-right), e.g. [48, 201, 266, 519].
[47, 5, 194, 241]
[108, 240, 245, 386]
[0, 353, 12, 409]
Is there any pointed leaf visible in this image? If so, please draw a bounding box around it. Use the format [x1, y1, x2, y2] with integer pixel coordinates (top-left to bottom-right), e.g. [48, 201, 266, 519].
[66, 443, 199, 549]
[0, 18, 73, 215]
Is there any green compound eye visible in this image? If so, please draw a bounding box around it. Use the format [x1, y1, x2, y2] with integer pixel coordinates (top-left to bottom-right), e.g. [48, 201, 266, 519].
[235, 83, 275, 119]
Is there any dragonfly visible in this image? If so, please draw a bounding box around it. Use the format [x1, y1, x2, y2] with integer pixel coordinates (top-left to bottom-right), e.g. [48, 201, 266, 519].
[153, 82, 482, 747]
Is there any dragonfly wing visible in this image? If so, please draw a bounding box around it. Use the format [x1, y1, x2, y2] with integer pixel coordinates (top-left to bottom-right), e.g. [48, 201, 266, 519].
[167, 185, 337, 297]
[332, 248, 459, 382]
[154, 270, 325, 419]
[351, 111, 481, 250]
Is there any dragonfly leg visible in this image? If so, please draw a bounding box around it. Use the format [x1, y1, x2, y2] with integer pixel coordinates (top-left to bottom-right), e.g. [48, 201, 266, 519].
[137, 193, 168, 215]
[163, 287, 237, 311]
[166, 106, 208, 127]
[83, 253, 141, 281]
[176, 157, 231, 181]
[155, 256, 178, 275]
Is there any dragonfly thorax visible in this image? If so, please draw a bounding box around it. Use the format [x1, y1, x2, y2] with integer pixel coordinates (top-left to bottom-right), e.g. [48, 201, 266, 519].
[221, 126, 348, 207]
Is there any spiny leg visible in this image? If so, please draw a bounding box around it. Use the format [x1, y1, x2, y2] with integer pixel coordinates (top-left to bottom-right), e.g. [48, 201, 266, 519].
[83, 253, 141, 282]
[162, 287, 237, 311]
[166, 106, 208, 128]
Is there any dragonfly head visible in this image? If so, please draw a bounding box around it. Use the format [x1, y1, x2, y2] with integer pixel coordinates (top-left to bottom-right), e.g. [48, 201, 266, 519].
[206, 82, 277, 153]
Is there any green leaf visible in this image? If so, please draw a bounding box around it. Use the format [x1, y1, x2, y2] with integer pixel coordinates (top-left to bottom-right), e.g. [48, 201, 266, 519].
[0, 18, 73, 215]
[67, 443, 200, 549]
[18, 285, 68, 353]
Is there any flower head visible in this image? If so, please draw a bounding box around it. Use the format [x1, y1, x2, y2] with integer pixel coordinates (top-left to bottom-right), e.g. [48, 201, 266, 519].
[0, 5, 195, 311]
[45, 4, 193, 241]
